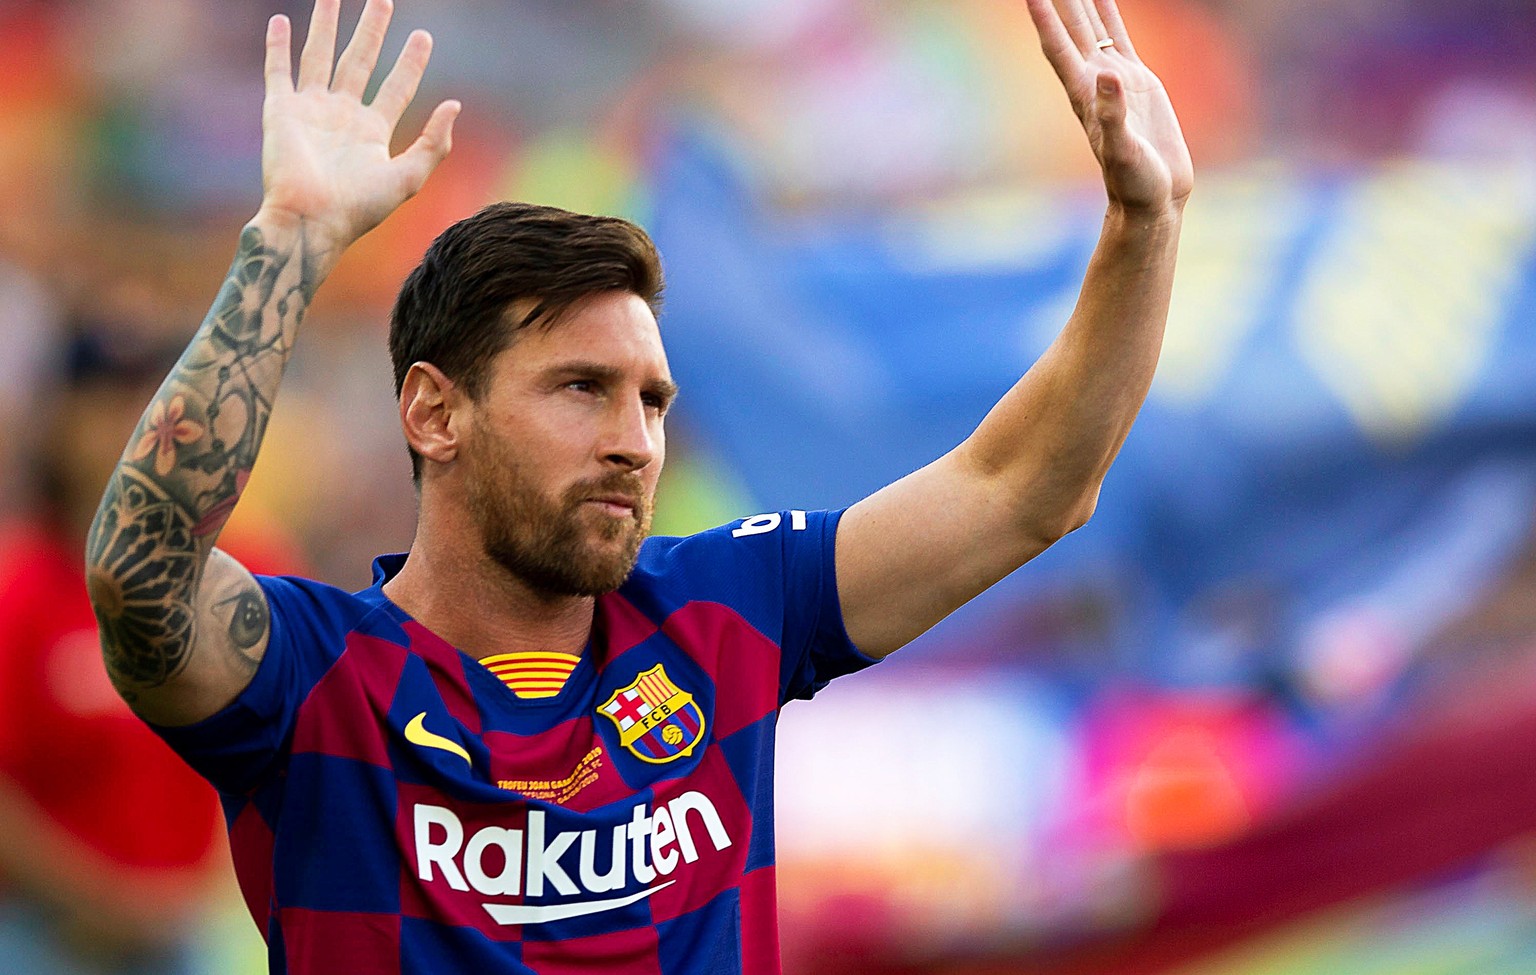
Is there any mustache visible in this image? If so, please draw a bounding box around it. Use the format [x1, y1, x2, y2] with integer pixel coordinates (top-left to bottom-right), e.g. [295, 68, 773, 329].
[566, 474, 647, 508]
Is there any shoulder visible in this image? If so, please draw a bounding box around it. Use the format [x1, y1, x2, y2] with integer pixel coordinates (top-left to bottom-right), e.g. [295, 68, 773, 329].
[258, 570, 355, 600]
[256, 571, 392, 655]
[630, 515, 780, 582]
[634, 509, 840, 573]
[622, 509, 843, 613]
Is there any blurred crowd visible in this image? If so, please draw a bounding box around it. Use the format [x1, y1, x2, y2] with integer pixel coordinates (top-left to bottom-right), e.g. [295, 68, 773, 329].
[1, 0, 1535, 972]
[3, 0, 1532, 566]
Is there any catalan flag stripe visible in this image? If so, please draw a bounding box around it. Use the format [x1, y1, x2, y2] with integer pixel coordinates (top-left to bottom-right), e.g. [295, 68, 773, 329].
[488, 667, 574, 677]
[478, 651, 580, 699]
[641, 673, 671, 704]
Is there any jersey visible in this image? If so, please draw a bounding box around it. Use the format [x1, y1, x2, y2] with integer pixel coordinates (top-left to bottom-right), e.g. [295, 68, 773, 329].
[151, 509, 877, 974]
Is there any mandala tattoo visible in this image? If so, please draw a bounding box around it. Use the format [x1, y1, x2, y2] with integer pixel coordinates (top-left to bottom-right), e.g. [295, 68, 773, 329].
[88, 468, 199, 685]
[86, 223, 313, 693]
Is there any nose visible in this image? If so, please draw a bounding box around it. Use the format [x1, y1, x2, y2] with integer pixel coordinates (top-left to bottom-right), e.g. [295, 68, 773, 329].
[600, 395, 658, 472]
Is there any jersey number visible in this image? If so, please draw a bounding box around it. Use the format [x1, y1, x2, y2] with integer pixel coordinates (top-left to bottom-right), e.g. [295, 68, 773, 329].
[732, 510, 808, 538]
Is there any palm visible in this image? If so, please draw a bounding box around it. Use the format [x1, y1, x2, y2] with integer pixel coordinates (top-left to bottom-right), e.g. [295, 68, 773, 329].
[1026, 0, 1194, 212]
[261, 0, 458, 252]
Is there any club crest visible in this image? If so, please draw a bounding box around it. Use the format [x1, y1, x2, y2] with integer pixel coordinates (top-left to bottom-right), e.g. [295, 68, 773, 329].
[599, 664, 706, 764]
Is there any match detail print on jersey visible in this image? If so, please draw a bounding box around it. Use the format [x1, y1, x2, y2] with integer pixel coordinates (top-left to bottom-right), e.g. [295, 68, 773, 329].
[599, 664, 706, 764]
[479, 650, 581, 698]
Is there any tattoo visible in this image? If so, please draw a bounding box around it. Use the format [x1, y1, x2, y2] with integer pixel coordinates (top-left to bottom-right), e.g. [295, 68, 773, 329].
[86, 468, 199, 685]
[86, 223, 314, 694]
[221, 589, 271, 656]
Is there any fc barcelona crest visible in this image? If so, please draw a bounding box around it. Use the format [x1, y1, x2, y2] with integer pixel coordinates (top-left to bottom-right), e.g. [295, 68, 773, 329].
[599, 664, 706, 764]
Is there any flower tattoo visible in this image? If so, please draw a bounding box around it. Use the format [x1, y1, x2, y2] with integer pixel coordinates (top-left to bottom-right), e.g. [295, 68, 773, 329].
[132, 394, 206, 476]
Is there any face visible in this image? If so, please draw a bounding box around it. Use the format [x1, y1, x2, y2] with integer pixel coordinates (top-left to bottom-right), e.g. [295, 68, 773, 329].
[460, 291, 675, 597]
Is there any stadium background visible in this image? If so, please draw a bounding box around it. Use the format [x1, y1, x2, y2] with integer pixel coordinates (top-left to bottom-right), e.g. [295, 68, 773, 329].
[2, 0, 1536, 971]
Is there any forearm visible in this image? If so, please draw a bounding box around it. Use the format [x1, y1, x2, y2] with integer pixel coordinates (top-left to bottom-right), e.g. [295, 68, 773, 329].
[836, 1, 1192, 658]
[960, 203, 1183, 539]
[85, 210, 326, 695]
[85, 0, 453, 715]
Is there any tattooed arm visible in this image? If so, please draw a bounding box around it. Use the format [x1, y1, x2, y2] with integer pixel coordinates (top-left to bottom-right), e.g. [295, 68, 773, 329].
[86, 220, 312, 723]
[85, 0, 459, 726]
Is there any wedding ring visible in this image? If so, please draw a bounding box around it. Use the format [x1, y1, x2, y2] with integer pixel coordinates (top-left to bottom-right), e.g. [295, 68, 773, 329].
[1096, 37, 1115, 49]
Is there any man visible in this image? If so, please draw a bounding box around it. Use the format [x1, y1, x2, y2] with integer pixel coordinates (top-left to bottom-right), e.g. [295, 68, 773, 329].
[85, 0, 1191, 971]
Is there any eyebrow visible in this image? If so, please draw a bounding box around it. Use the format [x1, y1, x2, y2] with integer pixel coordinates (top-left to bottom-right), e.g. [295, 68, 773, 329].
[547, 361, 680, 404]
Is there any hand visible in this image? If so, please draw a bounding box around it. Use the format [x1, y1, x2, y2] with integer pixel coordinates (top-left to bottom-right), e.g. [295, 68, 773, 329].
[1026, 0, 1194, 215]
[259, 0, 460, 254]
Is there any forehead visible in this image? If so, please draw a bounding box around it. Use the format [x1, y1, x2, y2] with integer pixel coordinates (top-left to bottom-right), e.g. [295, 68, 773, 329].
[494, 291, 669, 380]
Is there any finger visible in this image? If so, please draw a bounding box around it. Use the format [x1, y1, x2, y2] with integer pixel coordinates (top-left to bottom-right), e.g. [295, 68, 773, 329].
[1094, 72, 1130, 144]
[1093, 73, 1148, 196]
[264, 15, 294, 97]
[371, 29, 432, 128]
[1076, 0, 1111, 46]
[396, 99, 460, 194]
[1093, 0, 1140, 58]
[296, 0, 340, 91]
[332, 0, 394, 97]
[1024, 0, 1083, 84]
[1049, 0, 1099, 55]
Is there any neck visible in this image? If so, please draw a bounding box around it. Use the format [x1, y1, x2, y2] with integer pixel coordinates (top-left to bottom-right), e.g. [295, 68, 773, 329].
[384, 503, 596, 662]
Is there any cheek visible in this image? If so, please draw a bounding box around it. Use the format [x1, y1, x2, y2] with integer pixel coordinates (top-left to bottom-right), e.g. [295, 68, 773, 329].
[481, 399, 574, 458]
[507, 398, 594, 452]
[648, 428, 666, 484]
[478, 417, 583, 498]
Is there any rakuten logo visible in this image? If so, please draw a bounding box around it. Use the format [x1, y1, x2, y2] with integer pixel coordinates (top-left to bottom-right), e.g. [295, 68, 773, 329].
[414, 792, 732, 924]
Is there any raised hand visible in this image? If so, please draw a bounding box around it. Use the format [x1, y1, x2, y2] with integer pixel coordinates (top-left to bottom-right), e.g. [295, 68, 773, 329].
[1025, 0, 1193, 214]
[260, 0, 460, 256]
[88, 0, 461, 726]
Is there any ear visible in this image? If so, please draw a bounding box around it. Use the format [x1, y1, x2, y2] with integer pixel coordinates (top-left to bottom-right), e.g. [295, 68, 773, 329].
[399, 362, 467, 471]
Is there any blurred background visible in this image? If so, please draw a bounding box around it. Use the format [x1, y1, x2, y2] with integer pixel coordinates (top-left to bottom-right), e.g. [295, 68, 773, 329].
[2, 0, 1535, 972]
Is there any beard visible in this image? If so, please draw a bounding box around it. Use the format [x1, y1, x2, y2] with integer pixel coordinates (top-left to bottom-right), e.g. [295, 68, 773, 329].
[465, 429, 653, 598]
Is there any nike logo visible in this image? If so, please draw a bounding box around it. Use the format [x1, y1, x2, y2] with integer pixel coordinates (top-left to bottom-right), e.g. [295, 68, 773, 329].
[482, 882, 676, 925]
[405, 712, 471, 766]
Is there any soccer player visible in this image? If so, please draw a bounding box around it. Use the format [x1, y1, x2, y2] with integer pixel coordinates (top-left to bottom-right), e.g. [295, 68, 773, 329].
[85, 0, 1191, 971]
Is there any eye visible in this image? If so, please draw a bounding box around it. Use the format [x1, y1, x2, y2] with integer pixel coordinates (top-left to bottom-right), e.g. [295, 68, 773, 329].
[564, 379, 597, 394]
[642, 392, 668, 413]
[224, 590, 268, 650]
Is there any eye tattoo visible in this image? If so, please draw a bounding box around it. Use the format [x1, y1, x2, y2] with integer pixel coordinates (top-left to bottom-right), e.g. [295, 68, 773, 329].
[225, 591, 269, 650]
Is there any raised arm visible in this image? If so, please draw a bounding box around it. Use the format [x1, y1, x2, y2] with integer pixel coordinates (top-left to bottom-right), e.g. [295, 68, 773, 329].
[86, 0, 458, 725]
[835, 0, 1193, 658]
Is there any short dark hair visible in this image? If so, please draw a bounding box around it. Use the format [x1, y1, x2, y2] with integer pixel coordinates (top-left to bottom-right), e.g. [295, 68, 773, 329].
[389, 202, 665, 479]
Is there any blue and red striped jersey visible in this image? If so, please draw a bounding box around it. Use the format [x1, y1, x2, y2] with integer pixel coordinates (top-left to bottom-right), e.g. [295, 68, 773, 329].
[153, 509, 876, 974]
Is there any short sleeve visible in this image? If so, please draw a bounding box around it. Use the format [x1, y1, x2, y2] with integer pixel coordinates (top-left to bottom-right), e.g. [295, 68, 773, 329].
[770, 508, 879, 703]
[635, 508, 880, 706]
[149, 575, 364, 796]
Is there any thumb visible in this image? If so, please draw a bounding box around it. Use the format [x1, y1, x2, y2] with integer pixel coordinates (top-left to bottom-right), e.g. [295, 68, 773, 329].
[1095, 71, 1127, 131]
[397, 99, 461, 196]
